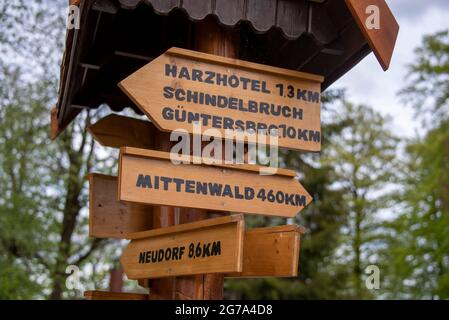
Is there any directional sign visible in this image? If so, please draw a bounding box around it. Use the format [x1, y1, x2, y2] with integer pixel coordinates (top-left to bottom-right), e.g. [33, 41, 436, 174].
[88, 173, 153, 238]
[87, 114, 157, 149]
[119, 47, 324, 152]
[120, 215, 245, 279]
[118, 147, 313, 218]
[227, 225, 305, 278]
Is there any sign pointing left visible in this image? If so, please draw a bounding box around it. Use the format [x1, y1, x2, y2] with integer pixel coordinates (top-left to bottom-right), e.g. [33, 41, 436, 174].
[87, 114, 156, 149]
[118, 47, 323, 152]
[121, 215, 245, 279]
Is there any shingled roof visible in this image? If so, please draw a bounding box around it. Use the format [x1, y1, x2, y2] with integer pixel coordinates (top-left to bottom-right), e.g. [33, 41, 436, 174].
[52, 0, 398, 138]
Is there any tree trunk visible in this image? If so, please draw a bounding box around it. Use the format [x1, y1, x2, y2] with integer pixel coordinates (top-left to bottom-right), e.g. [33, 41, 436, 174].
[353, 209, 362, 298]
[49, 133, 86, 299]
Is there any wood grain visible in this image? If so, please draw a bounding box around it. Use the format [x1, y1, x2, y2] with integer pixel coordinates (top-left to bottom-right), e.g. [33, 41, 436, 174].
[84, 290, 148, 300]
[88, 173, 153, 238]
[87, 114, 157, 149]
[118, 147, 312, 218]
[345, 0, 399, 71]
[146, 129, 178, 300]
[121, 146, 296, 177]
[119, 47, 323, 152]
[227, 225, 304, 278]
[120, 215, 245, 279]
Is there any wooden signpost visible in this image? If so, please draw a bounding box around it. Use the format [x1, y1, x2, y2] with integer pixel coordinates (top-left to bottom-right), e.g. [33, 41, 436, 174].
[118, 147, 312, 218]
[121, 215, 245, 279]
[52, 0, 400, 302]
[119, 47, 324, 152]
[85, 42, 316, 300]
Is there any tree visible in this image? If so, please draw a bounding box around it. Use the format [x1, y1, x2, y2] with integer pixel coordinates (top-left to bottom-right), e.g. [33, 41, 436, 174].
[0, 2, 120, 299]
[0, 66, 55, 299]
[226, 91, 354, 299]
[400, 30, 449, 127]
[384, 125, 449, 299]
[321, 102, 398, 298]
[0, 64, 119, 299]
[384, 30, 449, 299]
[47, 111, 115, 300]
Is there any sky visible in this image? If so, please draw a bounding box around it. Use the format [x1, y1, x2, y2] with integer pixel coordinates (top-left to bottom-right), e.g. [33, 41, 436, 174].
[331, 0, 449, 138]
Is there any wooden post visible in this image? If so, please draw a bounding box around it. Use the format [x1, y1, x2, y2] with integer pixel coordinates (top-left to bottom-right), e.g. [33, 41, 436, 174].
[109, 268, 124, 293]
[194, 17, 239, 60]
[148, 131, 177, 300]
[148, 18, 239, 300]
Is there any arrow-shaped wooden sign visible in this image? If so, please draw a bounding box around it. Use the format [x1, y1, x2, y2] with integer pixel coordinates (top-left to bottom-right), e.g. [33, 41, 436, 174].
[118, 147, 312, 218]
[87, 114, 157, 149]
[121, 215, 245, 279]
[119, 47, 323, 152]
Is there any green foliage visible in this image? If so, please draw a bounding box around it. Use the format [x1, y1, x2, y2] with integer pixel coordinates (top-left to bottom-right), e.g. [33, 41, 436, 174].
[400, 30, 449, 125]
[227, 91, 353, 299]
[384, 123, 449, 299]
[322, 102, 398, 299]
[0, 64, 121, 299]
[384, 30, 449, 299]
[0, 2, 121, 299]
[1, 0, 448, 301]
[0, 0, 65, 77]
[0, 66, 56, 299]
[226, 93, 399, 300]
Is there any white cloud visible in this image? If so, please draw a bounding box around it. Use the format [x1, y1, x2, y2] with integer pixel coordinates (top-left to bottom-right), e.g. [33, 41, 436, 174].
[389, 0, 449, 20]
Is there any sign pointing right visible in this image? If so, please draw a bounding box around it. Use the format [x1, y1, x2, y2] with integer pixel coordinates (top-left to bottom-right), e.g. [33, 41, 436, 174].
[118, 147, 312, 218]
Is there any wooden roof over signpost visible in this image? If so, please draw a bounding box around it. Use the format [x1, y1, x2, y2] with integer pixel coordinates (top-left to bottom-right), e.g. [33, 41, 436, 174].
[52, 0, 398, 138]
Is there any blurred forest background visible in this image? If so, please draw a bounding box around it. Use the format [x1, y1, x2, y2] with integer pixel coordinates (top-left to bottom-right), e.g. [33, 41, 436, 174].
[0, 1, 448, 300]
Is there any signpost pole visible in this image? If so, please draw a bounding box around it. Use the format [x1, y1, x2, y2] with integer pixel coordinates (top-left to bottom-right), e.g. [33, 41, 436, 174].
[148, 18, 239, 300]
[148, 133, 177, 300]
[176, 17, 240, 301]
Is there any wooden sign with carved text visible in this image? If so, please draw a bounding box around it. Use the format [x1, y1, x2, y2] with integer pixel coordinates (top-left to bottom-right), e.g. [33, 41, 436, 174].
[119, 47, 323, 152]
[118, 147, 312, 218]
[120, 215, 245, 279]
